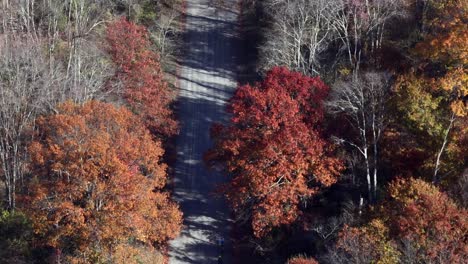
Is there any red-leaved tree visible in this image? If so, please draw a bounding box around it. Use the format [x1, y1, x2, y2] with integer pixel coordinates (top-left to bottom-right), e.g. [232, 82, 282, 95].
[206, 67, 343, 237]
[106, 18, 177, 137]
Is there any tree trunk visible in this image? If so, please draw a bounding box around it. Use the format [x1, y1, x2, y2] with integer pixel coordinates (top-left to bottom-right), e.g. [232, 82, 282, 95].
[433, 113, 455, 184]
[364, 148, 372, 201]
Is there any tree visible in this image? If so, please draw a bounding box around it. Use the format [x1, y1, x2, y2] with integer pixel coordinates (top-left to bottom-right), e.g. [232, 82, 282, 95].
[106, 18, 177, 137]
[327, 0, 404, 75]
[258, 0, 404, 77]
[390, 0, 467, 184]
[330, 178, 468, 263]
[111, 242, 165, 264]
[259, 0, 335, 75]
[287, 255, 319, 264]
[384, 178, 467, 262]
[0, 0, 115, 102]
[207, 67, 343, 237]
[393, 72, 467, 184]
[415, 0, 467, 66]
[0, 1, 114, 209]
[0, 210, 33, 263]
[327, 72, 391, 201]
[0, 39, 64, 210]
[22, 101, 182, 262]
[328, 219, 400, 264]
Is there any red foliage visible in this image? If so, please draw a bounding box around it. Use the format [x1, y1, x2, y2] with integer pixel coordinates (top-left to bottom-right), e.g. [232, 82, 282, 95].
[207, 67, 343, 237]
[385, 178, 468, 262]
[106, 18, 177, 137]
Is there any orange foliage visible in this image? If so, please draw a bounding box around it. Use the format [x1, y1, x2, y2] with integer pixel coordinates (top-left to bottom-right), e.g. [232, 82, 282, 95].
[22, 101, 182, 261]
[336, 178, 468, 263]
[111, 243, 165, 264]
[207, 67, 343, 237]
[287, 256, 319, 264]
[413, 0, 467, 118]
[416, 0, 468, 65]
[106, 18, 177, 137]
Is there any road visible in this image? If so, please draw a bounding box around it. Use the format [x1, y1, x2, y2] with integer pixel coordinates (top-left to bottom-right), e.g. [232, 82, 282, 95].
[169, 0, 241, 263]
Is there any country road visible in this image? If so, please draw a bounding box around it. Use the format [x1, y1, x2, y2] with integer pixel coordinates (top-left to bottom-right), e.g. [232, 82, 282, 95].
[169, 0, 241, 263]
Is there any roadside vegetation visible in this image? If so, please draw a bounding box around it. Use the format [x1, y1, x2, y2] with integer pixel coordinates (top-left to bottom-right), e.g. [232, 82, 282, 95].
[0, 0, 466, 263]
[0, 0, 183, 262]
[208, 0, 467, 262]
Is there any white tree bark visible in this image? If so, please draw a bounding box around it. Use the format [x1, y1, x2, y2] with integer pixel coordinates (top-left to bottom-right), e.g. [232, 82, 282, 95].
[0, 39, 62, 209]
[0, 0, 115, 209]
[259, 0, 336, 75]
[328, 0, 404, 75]
[433, 112, 456, 184]
[327, 72, 390, 201]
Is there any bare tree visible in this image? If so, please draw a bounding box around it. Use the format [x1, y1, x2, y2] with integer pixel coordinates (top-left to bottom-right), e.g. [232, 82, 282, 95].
[0, 38, 63, 209]
[327, 72, 391, 201]
[0, 0, 114, 209]
[259, 0, 336, 76]
[46, 0, 113, 103]
[258, 0, 403, 77]
[326, 0, 404, 76]
[151, 7, 180, 63]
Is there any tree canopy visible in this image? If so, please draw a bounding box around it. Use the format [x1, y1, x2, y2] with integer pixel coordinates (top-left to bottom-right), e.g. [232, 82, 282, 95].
[22, 101, 182, 262]
[333, 178, 468, 263]
[207, 67, 343, 237]
[107, 18, 178, 137]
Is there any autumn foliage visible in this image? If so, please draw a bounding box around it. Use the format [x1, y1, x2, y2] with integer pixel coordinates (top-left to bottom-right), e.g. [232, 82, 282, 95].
[22, 101, 182, 262]
[415, 0, 468, 66]
[385, 178, 467, 261]
[336, 178, 468, 263]
[207, 67, 343, 237]
[335, 220, 400, 263]
[106, 18, 177, 137]
[383, 0, 467, 185]
[287, 256, 319, 264]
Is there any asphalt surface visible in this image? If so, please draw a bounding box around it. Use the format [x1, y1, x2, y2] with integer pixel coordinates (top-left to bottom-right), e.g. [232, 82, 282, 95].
[169, 0, 240, 263]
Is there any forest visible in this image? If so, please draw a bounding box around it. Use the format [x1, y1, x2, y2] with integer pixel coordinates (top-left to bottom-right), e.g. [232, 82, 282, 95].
[0, 0, 467, 263]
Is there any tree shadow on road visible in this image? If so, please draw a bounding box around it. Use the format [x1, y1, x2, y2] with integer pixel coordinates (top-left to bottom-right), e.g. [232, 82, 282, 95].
[175, 12, 242, 81]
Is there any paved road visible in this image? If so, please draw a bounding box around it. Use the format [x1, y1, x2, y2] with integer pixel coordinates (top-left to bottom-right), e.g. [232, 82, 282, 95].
[169, 0, 240, 263]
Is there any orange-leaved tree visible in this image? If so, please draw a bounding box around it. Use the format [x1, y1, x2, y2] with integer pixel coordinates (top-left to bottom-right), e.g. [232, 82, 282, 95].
[287, 256, 319, 264]
[206, 67, 343, 237]
[106, 18, 177, 137]
[22, 101, 182, 262]
[333, 178, 467, 263]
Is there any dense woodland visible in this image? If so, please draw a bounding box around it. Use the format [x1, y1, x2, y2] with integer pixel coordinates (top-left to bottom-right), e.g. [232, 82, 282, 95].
[212, 0, 467, 263]
[0, 0, 467, 263]
[0, 0, 183, 262]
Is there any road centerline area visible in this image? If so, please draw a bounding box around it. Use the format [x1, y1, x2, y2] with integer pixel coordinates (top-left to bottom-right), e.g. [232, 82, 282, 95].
[169, 0, 240, 263]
